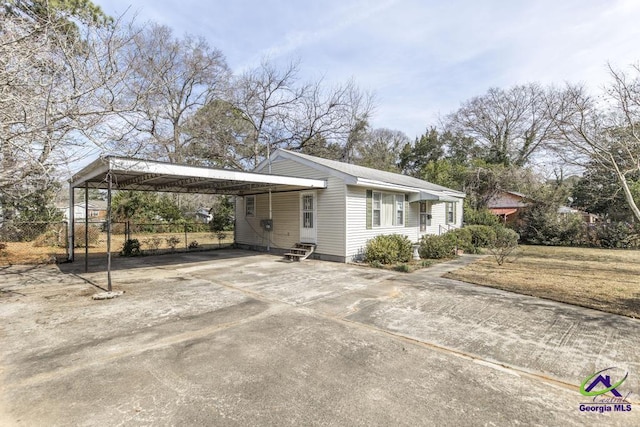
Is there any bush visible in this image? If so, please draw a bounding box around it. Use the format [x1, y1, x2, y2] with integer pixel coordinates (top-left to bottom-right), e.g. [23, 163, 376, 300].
[488, 227, 519, 265]
[120, 239, 141, 257]
[34, 224, 68, 248]
[73, 225, 100, 248]
[465, 225, 498, 248]
[364, 234, 413, 264]
[589, 222, 639, 249]
[464, 206, 500, 226]
[446, 227, 474, 253]
[166, 236, 181, 251]
[418, 234, 456, 259]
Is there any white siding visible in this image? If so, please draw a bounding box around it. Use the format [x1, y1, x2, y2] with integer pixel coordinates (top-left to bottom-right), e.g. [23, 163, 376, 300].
[345, 187, 464, 260]
[235, 159, 346, 258]
[345, 186, 418, 260]
[235, 192, 299, 250]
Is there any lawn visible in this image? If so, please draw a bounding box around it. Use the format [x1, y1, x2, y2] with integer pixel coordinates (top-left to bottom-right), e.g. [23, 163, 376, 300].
[445, 245, 640, 319]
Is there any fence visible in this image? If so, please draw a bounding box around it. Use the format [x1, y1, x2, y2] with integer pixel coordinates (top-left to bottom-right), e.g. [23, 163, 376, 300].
[0, 221, 69, 264]
[0, 221, 234, 265]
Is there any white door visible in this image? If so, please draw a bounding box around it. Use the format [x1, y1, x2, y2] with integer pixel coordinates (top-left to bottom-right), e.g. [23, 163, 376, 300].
[300, 191, 317, 243]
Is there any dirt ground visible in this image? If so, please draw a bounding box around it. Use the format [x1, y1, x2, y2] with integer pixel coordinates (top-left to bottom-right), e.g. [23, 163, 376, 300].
[0, 231, 234, 265]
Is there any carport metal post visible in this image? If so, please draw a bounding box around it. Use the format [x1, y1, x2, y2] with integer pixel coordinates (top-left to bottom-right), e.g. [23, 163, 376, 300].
[68, 186, 74, 261]
[106, 172, 113, 292]
[84, 182, 89, 273]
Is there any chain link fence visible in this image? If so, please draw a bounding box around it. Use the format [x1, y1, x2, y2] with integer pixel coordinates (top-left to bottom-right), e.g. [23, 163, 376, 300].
[0, 221, 69, 264]
[0, 220, 234, 265]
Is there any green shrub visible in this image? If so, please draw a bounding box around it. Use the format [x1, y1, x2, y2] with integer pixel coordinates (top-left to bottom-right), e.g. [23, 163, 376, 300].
[446, 227, 474, 253]
[465, 225, 498, 248]
[464, 206, 500, 226]
[120, 239, 141, 256]
[418, 234, 456, 259]
[364, 234, 413, 264]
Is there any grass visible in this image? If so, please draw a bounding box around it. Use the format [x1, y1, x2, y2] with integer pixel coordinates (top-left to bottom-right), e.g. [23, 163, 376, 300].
[446, 245, 640, 319]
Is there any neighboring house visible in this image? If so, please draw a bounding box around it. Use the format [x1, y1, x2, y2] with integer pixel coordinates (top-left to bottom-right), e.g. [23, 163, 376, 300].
[488, 190, 599, 224]
[557, 206, 599, 224]
[486, 190, 531, 222]
[235, 149, 465, 262]
[185, 208, 213, 224]
[57, 201, 107, 221]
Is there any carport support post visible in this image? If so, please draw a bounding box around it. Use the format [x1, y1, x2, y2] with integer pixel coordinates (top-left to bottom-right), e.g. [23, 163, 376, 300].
[106, 172, 113, 292]
[84, 183, 89, 273]
[68, 186, 74, 261]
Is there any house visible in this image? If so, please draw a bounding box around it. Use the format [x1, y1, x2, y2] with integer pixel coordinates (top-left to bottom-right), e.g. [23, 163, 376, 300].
[487, 190, 599, 224]
[557, 206, 599, 224]
[235, 149, 465, 262]
[57, 201, 107, 221]
[486, 190, 530, 222]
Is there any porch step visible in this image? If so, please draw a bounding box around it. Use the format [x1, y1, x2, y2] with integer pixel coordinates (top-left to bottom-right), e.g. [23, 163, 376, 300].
[284, 243, 316, 262]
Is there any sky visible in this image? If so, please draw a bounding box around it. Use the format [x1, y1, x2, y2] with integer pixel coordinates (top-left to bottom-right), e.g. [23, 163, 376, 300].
[96, 0, 640, 140]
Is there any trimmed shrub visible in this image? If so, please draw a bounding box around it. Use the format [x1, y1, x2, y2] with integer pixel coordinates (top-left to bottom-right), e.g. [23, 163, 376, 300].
[445, 227, 474, 253]
[364, 234, 413, 265]
[419, 234, 456, 259]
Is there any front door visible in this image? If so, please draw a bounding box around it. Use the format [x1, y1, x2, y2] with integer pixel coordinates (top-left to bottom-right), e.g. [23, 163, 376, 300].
[300, 191, 317, 243]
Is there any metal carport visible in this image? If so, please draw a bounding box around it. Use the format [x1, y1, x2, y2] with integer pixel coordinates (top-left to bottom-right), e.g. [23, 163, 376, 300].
[68, 156, 327, 289]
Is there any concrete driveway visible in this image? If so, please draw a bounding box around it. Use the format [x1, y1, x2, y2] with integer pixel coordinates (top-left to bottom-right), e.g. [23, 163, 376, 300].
[1, 250, 638, 426]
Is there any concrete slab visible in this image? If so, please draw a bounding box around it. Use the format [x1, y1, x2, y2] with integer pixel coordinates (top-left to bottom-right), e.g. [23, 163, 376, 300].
[1, 251, 639, 425]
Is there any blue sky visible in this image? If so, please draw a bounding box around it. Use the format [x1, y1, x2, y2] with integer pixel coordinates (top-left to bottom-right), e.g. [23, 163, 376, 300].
[97, 0, 640, 140]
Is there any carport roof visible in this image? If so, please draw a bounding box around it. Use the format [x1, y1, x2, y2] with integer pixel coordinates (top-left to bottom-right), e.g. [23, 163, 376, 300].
[69, 156, 327, 195]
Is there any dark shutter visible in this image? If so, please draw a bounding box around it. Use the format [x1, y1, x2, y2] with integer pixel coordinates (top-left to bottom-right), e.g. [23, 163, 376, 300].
[404, 194, 409, 227]
[366, 190, 372, 229]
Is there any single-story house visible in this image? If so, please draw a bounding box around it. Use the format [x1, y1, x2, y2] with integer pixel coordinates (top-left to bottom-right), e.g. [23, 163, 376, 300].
[487, 190, 530, 222]
[235, 149, 465, 262]
[487, 190, 599, 224]
[57, 201, 107, 221]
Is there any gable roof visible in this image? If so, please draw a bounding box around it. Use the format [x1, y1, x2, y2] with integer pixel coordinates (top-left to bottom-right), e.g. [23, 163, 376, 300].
[257, 149, 465, 199]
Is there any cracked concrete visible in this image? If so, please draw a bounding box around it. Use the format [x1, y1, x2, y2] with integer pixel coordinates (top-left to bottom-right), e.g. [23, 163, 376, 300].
[1, 250, 638, 425]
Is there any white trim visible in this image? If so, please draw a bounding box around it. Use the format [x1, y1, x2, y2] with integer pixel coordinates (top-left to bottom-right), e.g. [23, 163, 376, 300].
[69, 156, 328, 192]
[299, 191, 317, 244]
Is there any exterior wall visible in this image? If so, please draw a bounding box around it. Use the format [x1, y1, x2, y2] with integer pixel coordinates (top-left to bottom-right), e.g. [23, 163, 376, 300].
[235, 191, 300, 251]
[345, 186, 416, 261]
[235, 158, 346, 259]
[345, 186, 464, 261]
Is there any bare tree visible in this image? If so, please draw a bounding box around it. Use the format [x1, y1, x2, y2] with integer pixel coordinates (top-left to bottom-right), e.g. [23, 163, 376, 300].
[0, 2, 135, 222]
[191, 59, 374, 169]
[108, 23, 230, 163]
[446, 83, 562, 167]
[554, 65, 640, 222]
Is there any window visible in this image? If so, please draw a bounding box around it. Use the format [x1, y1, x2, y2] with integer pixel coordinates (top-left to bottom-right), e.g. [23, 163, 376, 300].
[446, 202, 456, 224]
[395, 195, 404, 226]
[302, 194, 313, 228]
[372, 192, 381, 227]
[419, 202, 431, 232]
[245, 196, 255, 217]
[371, 191, 404, 227]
